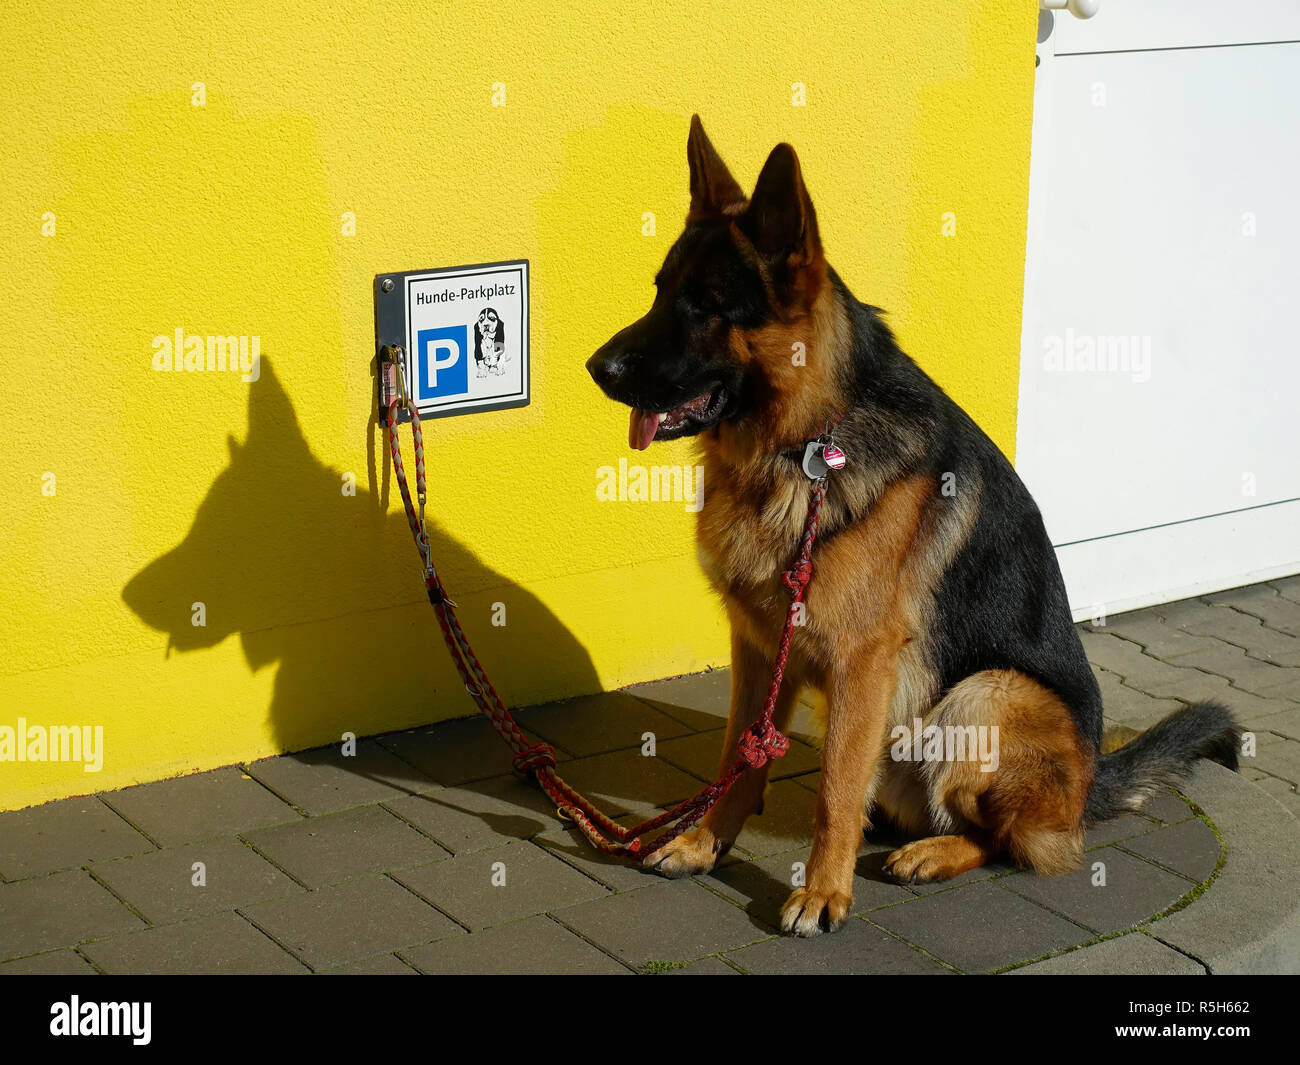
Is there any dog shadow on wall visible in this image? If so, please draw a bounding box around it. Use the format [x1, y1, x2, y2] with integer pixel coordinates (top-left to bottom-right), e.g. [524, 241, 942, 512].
[122, 359, 601, 785]
[119, 360, 815, 907]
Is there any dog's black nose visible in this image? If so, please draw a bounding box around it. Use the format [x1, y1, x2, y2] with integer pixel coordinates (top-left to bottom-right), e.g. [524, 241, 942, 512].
[586, 349, 630, 393]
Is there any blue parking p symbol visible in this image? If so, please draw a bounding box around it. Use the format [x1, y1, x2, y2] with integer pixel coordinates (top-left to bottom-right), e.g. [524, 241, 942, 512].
[416, 325, 468, 400]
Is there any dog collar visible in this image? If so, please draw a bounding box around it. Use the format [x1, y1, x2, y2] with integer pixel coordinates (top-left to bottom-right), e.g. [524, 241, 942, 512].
[785, 414, 847, 480]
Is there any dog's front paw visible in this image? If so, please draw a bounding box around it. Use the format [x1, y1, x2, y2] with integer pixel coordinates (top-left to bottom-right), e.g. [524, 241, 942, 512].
[780, 886, 852, 937]
[643, 827, 721, 879]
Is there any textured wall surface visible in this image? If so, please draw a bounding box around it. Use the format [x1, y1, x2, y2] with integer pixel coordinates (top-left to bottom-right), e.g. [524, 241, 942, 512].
[0, 1, 1036, 809]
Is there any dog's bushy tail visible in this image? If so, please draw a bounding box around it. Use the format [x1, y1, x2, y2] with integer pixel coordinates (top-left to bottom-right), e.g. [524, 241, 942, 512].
[1084, 701, 1241, 824]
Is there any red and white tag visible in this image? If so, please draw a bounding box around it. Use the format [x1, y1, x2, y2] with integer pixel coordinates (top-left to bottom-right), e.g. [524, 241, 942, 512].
[821, 444, 847, 470]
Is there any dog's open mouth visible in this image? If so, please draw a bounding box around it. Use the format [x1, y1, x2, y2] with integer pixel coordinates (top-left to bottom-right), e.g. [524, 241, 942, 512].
[628, 387, 726, 450]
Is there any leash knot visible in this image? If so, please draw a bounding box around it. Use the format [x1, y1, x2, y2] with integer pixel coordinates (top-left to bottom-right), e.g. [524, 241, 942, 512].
[781, 560, 813, 598]
[512, 742, 557, 775]
[737, 721, 790, 769]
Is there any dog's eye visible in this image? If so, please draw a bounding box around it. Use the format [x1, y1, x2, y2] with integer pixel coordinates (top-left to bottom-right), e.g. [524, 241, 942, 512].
[681, 288, 723, 320]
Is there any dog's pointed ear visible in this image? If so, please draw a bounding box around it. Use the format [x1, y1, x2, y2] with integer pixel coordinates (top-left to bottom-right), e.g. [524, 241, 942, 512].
[687, 115, 746, 215]
[738, 142, 821, 264]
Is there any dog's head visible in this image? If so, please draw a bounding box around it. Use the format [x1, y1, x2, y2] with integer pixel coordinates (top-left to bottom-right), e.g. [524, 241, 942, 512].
[475, 307, 505, 358]
[587, 115, 832, 451]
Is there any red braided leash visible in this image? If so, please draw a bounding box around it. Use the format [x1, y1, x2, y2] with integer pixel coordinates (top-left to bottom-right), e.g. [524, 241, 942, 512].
[381, 346, 834, 861]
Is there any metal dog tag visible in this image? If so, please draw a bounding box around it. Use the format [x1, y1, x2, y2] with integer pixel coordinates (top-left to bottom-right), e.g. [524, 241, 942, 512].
[802, 440, 830, 479]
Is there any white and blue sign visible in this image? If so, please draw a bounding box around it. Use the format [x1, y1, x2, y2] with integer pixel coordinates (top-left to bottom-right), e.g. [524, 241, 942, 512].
[382, 259, 529, 420]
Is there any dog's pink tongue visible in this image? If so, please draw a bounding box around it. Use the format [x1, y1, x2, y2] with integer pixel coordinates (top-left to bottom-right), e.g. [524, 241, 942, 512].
[628, 409, 662, 451]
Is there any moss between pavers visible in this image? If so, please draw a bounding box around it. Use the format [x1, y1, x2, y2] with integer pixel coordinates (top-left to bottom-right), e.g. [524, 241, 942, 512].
[640, 959, 688, 974]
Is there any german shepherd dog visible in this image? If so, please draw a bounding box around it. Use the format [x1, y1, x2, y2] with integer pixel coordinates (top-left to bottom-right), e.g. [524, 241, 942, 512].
[587, 117, 1240, 937]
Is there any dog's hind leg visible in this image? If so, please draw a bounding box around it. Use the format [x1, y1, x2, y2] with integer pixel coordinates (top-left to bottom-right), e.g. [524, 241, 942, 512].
[645, 630, 802, 879]
[883, 669, 1094, 884]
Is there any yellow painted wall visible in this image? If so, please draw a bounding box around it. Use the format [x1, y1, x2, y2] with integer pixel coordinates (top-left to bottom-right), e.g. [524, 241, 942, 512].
[0, 1, 1036, 810]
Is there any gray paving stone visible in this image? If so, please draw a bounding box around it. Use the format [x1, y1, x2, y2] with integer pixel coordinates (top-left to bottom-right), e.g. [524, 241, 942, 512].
[318, 952, 417, 975]
[554, 879, 769, 967]
[89, 835, 302, 924]
[1205, 585, 1300, 637]
[521, 691, 691, 758]
[101, 766, 300, 847]
[533, 814, 663, 892]
[794, 770, 821, 793]
[625, 670, 824, 745]
[1157, 597, 1231, 629]
[0, 870, 144, 959]
[650, 729, 725, 781]
[244, 804, 448, 888]
[1084, 814, 1161, 849]
[1088, 613, 1223, 659]
[1186, 687, 1300, 721]
[1140, 789, 1194, 824]
[384, 774, 560, 854]
[0, 949, 98, 975]
[1120, 818, 1221, 883]
[80, 911, 309, 975]
[1173, 644, 1298, 695]
[1092, 667, 1186, 728]
[243, 740, 434, 816]
[1257, 677, 1300, 703]
[1175, 607, 1300, 665]
[240, 875, 462, 969]
[1130, 665, 1248, 705]
[1239, 724, 1291, 753]
[727, 917, 951, 974]
[0, 797, 155, 879]
[551, 749, 708, 816]
[400, 914, 629, 974]
[1251, 775, 1300, 818]
[1079, 631, 1204, 695]
[657, 728, 821, 782]
[393, 840, 606, 930]
[868, 880, 1094, 973]
[623, 670, 732, 729]
[1244, 736, 1300, 784]
[1008, 931, 1206, 975]
[701, 845, 915, 928]
[769, 738, 821, 780]
[376, 714, 561, 786]
[1002, 847, 1193, 934]
[1266, 576, 1300, 603]
[786, 701, 827, 747]
[729, 780, 817, 858]
[1084, 639, 1293, 721]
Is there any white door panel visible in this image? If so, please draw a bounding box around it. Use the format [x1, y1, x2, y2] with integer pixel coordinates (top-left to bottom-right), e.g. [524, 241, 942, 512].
[1019, 8, 1300, 616]
[1056, 501, 1300, 621]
